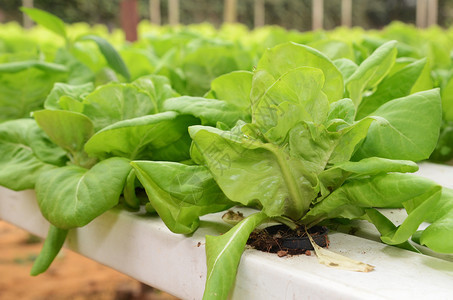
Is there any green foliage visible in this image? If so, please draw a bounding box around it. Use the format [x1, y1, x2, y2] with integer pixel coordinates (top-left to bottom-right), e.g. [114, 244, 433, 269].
[2, 10, 453, 299]
[35, 157, 132, 229]
[132, 161, 234, 234]
[30, 225, 68, 276]
[21, 7, 68, 42]
[77, 35, 131, 81]
[0, 119, 66, 190]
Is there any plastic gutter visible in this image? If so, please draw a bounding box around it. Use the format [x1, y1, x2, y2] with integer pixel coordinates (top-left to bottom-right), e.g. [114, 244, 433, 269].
[0, 162, 453, 299]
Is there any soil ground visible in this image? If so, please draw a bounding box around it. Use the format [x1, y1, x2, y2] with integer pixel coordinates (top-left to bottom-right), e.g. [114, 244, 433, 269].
[0, 221, 179, 300]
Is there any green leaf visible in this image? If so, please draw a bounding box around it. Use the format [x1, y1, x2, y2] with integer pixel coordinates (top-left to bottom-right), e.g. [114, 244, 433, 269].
[189, 125, 317, 219]
[379, 185, 441, 245]
[132, 75, 179, 111]
[420, 209, 453, 253]
[326, 98, 355, 128]
[346, 40, 397, 107]
[356, 58, 428, 119]
[353, 89, 442, 162]
[33, 110, 94, 156]
[0, 119, 65, 190]
[441, 76, 453, 122]
[30, 225, 68, 276]
[58, 96, 84, 113]
[309, 40, 355, 61]
[163, 96, 250, 128]
[54, 48, 95, 85]
[35, 157, 132, 229]
[44, 82, 94, 110]
[78, 35, 131, 81]
[363, 209, 420, 252]
[288, 118, 373, 175]
[302, 173, 439, 225]
[205, 70, 253, 110]
[204, 212, 269, 300]
[21, 7, 67, 42]
[123, 169, 140, 210]
[256, 42, 344, 102]
[181, 46, 248, 96]
[333, 58, 358, 81]
[0, 60, 68, 73]
[0, 64, 67, 122]
[429, 122, 453, 162]
[252, 67, 330, 143]
[319, 157, 419, 195]
[132, 161, 233, 234]
[82, 83, 157, 131]
[84, 112, 198, 161]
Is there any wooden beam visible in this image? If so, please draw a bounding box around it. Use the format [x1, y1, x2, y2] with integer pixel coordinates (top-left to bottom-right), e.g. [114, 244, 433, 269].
[341, 0, 352, 27]
[312, 0, 324, 30]
[149, 0, 161, 25]
[254, 0, 265, 28]
[427, 0, 438, 27]
[120, 0, 138, 42]
[224, 0, 238, 23]
[168, 0, 179, 25]
[416, 0, 428, 28]
[22, 0, 34, 29]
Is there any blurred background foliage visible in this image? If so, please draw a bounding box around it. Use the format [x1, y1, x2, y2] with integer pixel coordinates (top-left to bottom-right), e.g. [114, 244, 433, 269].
[1, 0, 453, 30]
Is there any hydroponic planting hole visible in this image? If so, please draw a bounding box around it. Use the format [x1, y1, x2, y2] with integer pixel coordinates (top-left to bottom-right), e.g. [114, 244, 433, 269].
[247, 225, 329, 256]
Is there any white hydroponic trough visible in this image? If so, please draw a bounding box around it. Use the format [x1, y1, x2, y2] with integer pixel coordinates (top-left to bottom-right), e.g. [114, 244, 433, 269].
[1, 162, 453, 300]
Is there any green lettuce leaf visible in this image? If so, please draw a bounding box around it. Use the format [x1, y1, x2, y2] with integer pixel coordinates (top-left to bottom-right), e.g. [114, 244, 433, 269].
[84, 112, 198, 161]
[35, 157, 131, 229]
[82, 83, 157, 131]
[132, 161, 233, 234]
[163, 96, 250, 128]
[0, 119, 66, 190]
[189, 124, 317, 220]
[256, 42, 344, 102]
[346, 40, 397, 107]
[354, 89, 442, 161]
[204, 212, 269, 300]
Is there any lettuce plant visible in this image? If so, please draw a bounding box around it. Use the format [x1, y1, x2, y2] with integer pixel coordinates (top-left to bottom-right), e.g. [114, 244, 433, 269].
[132, 42, 453, 299]
[0, 73, 204, 274]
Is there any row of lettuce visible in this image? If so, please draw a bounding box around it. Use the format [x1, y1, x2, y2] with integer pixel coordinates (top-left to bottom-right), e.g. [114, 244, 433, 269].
[1, 8, 453, 300]
[3, 13, 453, 161]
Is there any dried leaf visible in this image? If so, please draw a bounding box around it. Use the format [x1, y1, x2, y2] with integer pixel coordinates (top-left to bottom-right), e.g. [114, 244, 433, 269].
[307, 232, 375, 272]
[222, 210, 245, 225]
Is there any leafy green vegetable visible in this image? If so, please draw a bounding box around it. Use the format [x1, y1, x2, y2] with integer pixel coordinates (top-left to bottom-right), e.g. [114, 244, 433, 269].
[163, 96, 250, 127]
[44, 82, 94, 110]
[33, 109, 95, 167]
[356, 58, 429, 118]
[0, 63, 68, 122]
[204, 212, 269, 300]
[35, 157, 132, 229]
[82, 83, 157, 131]
[204, 70, 253, 110]
[132, 75, 180, 111]
[132, 161, 233, 234]
[255, 42, 344, 103]
[346, 40, 397, 107]
[30, 225, 68, 276]
[0, 119, 66, 190]
[3, 17, 453, 299]
[353, 89, 442, 161]
[21, 7, 68, 43]
[84, 112, 198, 161]
[77, 35, 131, 81]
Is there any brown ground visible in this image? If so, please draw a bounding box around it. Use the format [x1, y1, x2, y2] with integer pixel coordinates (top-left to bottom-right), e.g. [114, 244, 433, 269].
[0, 221, 179, 300]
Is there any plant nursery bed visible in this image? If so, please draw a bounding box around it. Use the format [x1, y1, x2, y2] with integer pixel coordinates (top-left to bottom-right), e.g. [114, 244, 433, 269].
[1, 162, 453, 300]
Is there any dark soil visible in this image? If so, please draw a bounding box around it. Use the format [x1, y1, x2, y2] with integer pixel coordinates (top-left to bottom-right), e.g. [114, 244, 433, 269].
[247, 225, 329, 257]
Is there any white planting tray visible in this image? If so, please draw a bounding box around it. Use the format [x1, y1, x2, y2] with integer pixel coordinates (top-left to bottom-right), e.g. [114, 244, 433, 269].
[1, 162, 453, 299]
